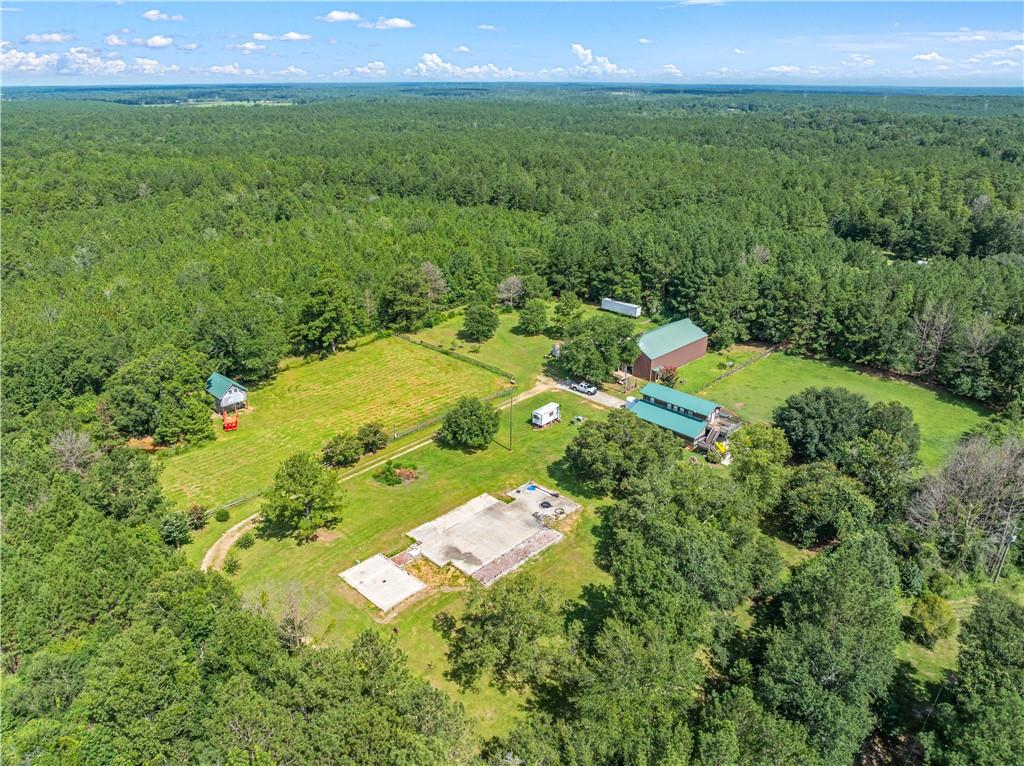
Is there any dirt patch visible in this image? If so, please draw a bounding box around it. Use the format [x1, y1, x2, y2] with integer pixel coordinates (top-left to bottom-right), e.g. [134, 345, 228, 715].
[126, 436, 156, 452]
[732, 401, 745, 409]
[405, 557, 472, 589]
[313, 528, 343, 543]
[553, 510, 583, 535]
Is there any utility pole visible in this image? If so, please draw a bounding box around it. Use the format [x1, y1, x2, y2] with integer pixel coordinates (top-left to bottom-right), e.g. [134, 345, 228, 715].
[992, 516, 1018, 585]
[508, 385, 514, 451]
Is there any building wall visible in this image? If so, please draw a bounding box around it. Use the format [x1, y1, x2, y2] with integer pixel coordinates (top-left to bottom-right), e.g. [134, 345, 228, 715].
[633, 336, 708, 381]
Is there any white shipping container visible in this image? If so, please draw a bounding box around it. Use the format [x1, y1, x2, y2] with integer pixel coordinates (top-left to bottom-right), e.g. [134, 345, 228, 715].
[600, 297, 642, 318]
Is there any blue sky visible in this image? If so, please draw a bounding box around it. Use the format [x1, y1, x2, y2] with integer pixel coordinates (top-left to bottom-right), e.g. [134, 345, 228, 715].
[2, 2, 1022, 86]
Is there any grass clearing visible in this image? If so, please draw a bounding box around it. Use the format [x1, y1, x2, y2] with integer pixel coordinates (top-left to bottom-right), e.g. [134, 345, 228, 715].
[702, 352, 989, 468]
[224, 391, 610, 739]
[676, 344, 765, 395]
[159, 337, 504, 510]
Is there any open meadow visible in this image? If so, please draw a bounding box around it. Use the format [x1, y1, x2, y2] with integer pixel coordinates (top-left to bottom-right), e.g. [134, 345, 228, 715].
[225, 390, 610, 737]
[159, 336, 505, 509]
[701, 352, 989, 469]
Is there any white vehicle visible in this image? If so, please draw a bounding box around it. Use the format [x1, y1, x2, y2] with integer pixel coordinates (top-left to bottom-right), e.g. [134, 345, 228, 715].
[570, 381, 598, 396]
[531, 402, 561, 428]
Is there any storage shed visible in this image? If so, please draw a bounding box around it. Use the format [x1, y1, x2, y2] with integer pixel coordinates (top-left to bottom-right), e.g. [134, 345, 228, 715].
[630, 318, 708, 381]
[600, 297, 643, 318]
[531, 402, 561, 428]
[205, 372, 247, 413]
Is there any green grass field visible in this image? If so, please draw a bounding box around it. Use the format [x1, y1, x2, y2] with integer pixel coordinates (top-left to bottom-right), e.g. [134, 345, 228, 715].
[224, 391, 609, 738]
[159, 337, 504, 509]
[677, 344, 766, 395]
[701, 352, 989, 468]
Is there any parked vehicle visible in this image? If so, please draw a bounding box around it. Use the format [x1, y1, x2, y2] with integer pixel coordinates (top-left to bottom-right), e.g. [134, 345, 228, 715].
[570, 381, 598, 396]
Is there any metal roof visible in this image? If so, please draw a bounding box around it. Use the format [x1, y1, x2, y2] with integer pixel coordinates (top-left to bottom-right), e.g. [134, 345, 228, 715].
[640, 382, 720, 418]
[628, 399, 707, 440]
[205, 372, 246, 399]
[533, 402, 560, 416]
[637, 318, 707, 361]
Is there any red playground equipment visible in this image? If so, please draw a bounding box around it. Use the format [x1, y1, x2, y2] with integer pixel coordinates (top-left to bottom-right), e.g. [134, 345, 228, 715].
[222, 410, 239, 432]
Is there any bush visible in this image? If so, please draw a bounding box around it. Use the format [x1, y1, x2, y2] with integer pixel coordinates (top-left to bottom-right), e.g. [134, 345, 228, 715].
[906, 591, 957, 648]
[439, 396, 500, 450]
[184, 503, 208, 530]
[705, 447, 723, 464]
[214, 508, 230, 523]
[223, 552, 241, 575]
[374, 460, 418, 486]
[322, 432, 362, 467]
[356, 421, 389, 454]
[237, 531, 256, 549]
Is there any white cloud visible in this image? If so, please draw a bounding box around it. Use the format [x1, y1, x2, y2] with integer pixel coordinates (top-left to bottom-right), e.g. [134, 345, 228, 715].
[359, 17, 413, 30]
[843, 52, 875, 67]
[104, 34, 127, 46]
[454, 45, 470, 53]
[339, 60, 390, 77]
[638, 38, 652, 44]
[62, 46, 127, 74]
[942, 29, 1022, 44]
[280, 31, 312, 41]
[705, 65, 739, 77]
[912, 51, 951, 63]
[227, 41, 265, 53]
[253, 32, 275, 41]
[991, 59, 1020, 67]
[662, 63, 683, 77]
[478, 24, 497, 31]
[142, 9, 184, 22]
[317, 10, 361, 23]
[976, 44, 1024, 59]
[208, 63, 242, 75]
[178, 42, 199, 51]
[143, 34, 173, 48]
[132, 56, 178, 74]
[733, 47, 748, 54]
[1, 45, 58, 71]
[275, 64, 307, 76]
[24, 32, 72, 44]
[766, 64, 800, 73]
[569, 42, 633, 75]
[404, 52, 528, 79]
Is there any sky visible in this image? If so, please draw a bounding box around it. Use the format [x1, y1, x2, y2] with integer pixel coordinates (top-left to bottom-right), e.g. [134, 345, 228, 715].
[2, 2, 1022, 87]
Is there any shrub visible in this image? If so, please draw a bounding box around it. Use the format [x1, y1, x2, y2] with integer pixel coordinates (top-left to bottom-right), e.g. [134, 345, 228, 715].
[223, 552, 241, 575]
[322, 432, 362, 467]
[906, 591, 957, 648]
[356, 421, 389, 454]
[237, 531, 256, 549]
[214, 508, 230, 523]
[184, 503, 208, 530]
[374, 460, 418, 486]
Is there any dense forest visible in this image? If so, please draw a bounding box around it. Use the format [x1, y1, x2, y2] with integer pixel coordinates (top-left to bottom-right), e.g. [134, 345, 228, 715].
[2, 85, 1023, 765]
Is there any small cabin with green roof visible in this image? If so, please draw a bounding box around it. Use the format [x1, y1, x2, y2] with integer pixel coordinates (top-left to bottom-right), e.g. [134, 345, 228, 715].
[630, 318, 708, 381]
[205, 373, 247, 413]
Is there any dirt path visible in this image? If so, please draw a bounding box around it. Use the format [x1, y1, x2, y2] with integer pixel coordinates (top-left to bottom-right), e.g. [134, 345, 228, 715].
[200, 380, 556, 572]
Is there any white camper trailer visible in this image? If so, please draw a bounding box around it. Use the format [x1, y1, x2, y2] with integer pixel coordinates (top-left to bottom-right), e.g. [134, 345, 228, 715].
[600, 298, 642, 318]
[531, 402, 561, 428]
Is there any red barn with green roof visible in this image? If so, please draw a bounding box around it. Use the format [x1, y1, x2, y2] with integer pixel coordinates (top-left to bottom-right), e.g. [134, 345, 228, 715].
[631, 318, 708, 381]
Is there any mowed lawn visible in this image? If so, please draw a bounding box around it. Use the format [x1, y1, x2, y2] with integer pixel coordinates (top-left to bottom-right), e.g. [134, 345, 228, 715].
[227, 391, 610, 739]
[159, 337, 504, 509]
[702, 352, 989, 469]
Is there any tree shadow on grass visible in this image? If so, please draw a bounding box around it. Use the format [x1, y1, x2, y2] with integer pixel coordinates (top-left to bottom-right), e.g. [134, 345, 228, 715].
[874, 659, 944, 747]
[545, 456, 603, 502]
[256, 515, 294, 542]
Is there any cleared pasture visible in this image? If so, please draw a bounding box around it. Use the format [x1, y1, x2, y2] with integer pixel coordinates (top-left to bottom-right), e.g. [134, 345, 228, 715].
[704, 352, 989, 468]
[159, 337, 503, 509]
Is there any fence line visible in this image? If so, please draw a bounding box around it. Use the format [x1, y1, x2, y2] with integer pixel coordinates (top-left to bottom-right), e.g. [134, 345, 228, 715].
[389, 385, 516, 442]
[701, 344, 779, 391]
[396, 333, 516, 381]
